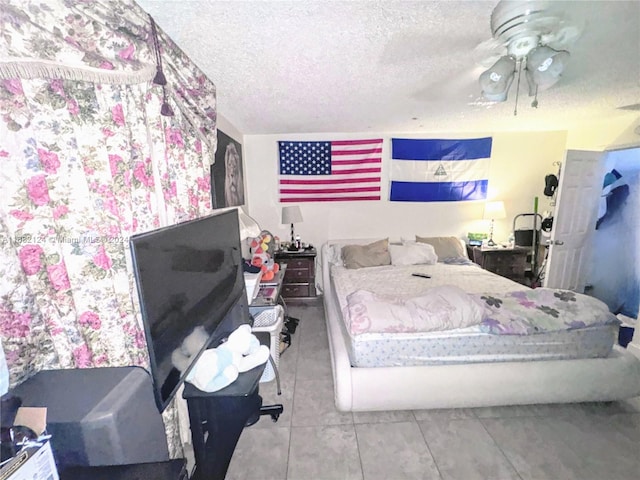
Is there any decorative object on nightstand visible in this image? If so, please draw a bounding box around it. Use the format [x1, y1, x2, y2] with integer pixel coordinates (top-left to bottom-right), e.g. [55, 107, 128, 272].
[281, 205, 303, 249]
[483, 200, 506, 246]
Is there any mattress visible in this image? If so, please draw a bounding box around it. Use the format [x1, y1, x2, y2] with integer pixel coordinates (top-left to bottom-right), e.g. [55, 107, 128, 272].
[330, 262, 618, 367]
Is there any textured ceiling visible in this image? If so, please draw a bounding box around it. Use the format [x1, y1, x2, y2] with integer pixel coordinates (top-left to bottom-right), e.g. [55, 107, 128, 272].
[136, 0, 640, 135]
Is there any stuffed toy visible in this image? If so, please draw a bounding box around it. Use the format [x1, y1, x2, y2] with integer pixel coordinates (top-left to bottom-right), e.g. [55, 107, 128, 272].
[171, 324, 270, 393]
[249, 230, 280, 281]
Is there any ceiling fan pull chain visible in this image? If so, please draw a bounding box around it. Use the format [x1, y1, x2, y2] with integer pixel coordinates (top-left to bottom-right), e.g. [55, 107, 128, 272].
[531, 84, 539, 108]
[513, 59, 523, 116]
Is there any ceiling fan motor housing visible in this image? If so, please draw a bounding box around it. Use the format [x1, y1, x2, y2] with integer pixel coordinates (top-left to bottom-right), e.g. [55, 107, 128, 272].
[491, 0, 557, 58]
[479, 0, 579, 105]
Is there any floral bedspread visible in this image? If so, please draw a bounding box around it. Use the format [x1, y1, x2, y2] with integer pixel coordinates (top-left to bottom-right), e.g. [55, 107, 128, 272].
[476, 289, 620, 335]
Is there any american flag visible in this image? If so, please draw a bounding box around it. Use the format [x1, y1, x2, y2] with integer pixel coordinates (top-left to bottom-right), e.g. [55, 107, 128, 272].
[278, 139, 383, 202]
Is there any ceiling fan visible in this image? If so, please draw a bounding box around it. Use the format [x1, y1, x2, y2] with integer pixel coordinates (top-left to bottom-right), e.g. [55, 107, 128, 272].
[475, 0, 583, 114]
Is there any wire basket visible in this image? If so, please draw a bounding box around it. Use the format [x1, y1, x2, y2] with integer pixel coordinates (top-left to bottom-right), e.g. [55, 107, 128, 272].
[251, 305, 284, 382]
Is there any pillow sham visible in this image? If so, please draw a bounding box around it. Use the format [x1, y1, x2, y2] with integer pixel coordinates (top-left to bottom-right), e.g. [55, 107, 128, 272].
[415, 235, 466, 260]
[389, 242, 438, 266]
[342, 239, 391, 269]
[325, 244, 343, 266]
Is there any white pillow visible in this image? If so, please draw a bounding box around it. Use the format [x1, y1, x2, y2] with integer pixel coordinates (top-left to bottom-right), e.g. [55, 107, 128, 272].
[324, 244, 344, 266]
[389, 242, 438, 266]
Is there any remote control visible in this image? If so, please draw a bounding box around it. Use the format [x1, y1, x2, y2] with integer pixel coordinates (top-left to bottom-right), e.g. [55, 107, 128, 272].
[412, 273, 431, 279]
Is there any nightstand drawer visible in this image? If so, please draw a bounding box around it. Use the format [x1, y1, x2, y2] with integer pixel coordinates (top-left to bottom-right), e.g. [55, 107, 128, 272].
[284, 268, 311, 282]
[286, 257, 313, 270]
[281, 283, 315, 298]
[483, 254, 526, 269]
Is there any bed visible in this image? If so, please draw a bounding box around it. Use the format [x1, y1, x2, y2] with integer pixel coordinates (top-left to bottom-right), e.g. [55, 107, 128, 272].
[321, 237, 640, 412]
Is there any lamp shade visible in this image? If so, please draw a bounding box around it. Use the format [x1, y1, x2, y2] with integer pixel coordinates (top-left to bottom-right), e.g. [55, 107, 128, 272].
[483, 201, 507, 220]
[479, 55, 516, 102]
[238, 208, 261, 240]
[282, 205, 303, 224]
[526, 46, 570, 95]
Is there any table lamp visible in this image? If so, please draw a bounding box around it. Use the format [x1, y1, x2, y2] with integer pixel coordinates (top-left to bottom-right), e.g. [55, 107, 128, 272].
[281, 205, 303, 247]
[483, 200, 506, 246]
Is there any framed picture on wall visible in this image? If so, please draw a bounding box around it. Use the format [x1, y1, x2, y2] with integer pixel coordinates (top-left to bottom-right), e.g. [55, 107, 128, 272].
[211, 130, 245, 208]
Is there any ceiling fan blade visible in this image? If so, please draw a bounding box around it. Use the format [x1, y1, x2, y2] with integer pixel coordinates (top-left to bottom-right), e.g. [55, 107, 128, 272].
[473, 38, 506, 67]
[411, 66, 481, 102]
[541, 22, 584, 50]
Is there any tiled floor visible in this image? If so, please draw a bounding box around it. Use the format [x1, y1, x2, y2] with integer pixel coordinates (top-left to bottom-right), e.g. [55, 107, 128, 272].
[225, 299, 640, 480]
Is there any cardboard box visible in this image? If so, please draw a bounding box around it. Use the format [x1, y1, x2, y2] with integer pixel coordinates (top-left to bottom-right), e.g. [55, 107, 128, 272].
[0, 441, 58, 480]
[0, 406, 58, 480]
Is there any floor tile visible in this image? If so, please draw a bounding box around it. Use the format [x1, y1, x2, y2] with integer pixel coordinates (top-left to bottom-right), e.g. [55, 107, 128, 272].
[292, 378, 353, 426]
[418, 418, 520, 480]
[413, 407, 477, 422]
[288, 425, 362, 480]
[298, 324, 329, 350]
[356, 421, 441, 479]
[482, 413, 640, 480]
[294, 340, 333, 380]
[254, 375, 294, 428]
[618, 395, 640, 412]
[353, 409, 416, 424]
[472, 402, 589, 419]
[226, 425, 290, 480]
[579, 399, 640, 416]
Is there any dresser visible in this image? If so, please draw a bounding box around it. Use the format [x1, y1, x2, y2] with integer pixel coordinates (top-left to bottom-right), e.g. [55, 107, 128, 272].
[274, 248, 317, 299]
[467, 246, 529, 285]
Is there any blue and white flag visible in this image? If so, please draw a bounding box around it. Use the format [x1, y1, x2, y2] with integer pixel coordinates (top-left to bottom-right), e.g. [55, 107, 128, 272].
[390, 137, 492, 202]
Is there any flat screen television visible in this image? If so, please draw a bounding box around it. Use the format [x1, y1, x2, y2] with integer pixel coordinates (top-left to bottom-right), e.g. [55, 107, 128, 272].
[129, 209, 250, 412]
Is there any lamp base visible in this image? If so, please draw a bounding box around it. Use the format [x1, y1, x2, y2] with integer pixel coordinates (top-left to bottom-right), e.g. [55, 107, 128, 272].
[487, 238, 496, 247]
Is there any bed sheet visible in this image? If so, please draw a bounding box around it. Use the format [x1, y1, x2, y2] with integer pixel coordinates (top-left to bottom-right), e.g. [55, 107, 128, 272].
[330, 263, 617, 367]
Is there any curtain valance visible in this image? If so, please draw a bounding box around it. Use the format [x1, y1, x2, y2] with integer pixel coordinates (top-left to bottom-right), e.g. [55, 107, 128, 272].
[0, 0, 217, 150]
[0, 1, 155, 84]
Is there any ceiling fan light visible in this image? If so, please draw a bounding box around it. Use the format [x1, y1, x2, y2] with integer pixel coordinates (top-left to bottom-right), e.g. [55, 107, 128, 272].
[479, 55, 517, 102]
[525, 46, 570, 94]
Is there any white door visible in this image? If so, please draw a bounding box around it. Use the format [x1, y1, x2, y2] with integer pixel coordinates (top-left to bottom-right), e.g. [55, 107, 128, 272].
[544, 150, 605, 291]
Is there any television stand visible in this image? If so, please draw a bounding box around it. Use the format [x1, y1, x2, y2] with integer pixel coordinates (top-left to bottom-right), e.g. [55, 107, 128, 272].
[182, 332, 282, 480]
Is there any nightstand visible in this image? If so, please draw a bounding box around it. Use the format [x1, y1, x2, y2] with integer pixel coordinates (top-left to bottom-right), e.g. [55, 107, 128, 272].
[274, 248, 317, 299]
[467, 245, 529, 285]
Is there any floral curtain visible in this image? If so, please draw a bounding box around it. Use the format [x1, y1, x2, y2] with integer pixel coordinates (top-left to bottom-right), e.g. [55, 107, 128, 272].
[0, 0, 218, 457]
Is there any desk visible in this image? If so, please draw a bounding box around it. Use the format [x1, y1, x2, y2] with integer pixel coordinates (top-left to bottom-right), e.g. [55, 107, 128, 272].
[182, 332, 271, 480]
[250, 267, 285, 307]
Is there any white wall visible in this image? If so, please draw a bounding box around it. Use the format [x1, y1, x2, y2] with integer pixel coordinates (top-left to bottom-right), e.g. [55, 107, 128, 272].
[566, 114, 640, 151]
[243, 130, 567, 251]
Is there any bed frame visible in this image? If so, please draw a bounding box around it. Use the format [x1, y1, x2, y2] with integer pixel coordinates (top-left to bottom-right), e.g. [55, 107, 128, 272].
[321, 241, 640, 412]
